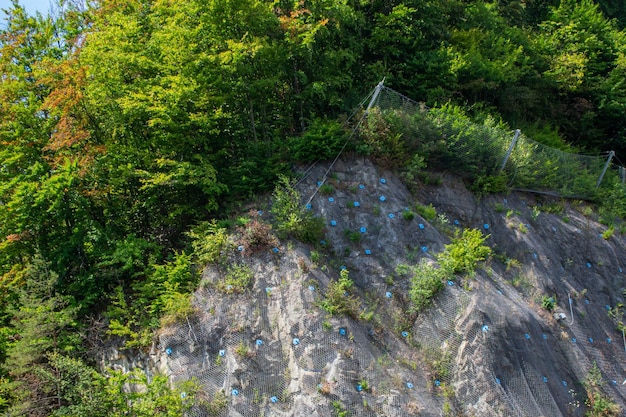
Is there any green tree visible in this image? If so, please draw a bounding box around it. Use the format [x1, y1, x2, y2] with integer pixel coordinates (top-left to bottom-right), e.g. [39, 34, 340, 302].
[1, 256, 78, 416]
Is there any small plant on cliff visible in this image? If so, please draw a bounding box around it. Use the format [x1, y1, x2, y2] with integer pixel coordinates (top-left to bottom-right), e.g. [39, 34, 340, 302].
[583, 363, 621, 416]
[235, 341, 251, 358]
[607, 303, 625, 333]
[331, 400, 349, 417]
[602, 225, 615, 240]
[343, 229, 362, 243]
[272, 175, 324, 243]
[437, 228, 492, 276]
[542, 295, 556, 312]
[319, 269, 359, 317]
[188, 220, 229, 265]
[217, 264, 253, 294]
[402, 209, 416, 221]
[414, 203, 437, 221]
[319, 183, 334, 195]
[400, 261, 446, 312]
[237, 211, 278, 252]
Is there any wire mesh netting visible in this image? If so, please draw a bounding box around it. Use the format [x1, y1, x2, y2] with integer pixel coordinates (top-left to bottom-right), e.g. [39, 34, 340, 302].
[150, 85, 626, 416]
[368, 85, 622, 200]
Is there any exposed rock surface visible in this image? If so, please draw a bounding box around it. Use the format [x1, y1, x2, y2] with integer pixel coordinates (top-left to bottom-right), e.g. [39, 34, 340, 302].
[153, 158, 625, 416]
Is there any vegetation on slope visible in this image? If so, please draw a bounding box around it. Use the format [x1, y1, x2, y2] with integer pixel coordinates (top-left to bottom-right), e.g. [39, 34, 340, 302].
[1, 0, 626, 413]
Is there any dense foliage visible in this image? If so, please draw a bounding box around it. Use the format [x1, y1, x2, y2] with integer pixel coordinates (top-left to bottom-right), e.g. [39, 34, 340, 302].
[2, 0, 626, 413]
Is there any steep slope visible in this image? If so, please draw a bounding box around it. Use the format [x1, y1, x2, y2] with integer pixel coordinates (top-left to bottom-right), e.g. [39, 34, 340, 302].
[153, 158, 626, 416]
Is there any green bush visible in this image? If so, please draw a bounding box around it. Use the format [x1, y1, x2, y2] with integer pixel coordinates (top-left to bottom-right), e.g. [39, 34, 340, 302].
[584, 363, 621, 416]
[238, 211, 279, 252]
[541, 295, 556, 312]
[607, 303, 625, 332]
[358, 108, 438, 170]
[402, 154, 427, 184]
[289, 118, 347, 163]
[107, 252, 198, 348]
[217, 264, 253, 294]
[470, 174, 508, 195]
[437, 228, 492, 276]
[272, 175, 325, 243]
[188, 220, 229, 264]
[319, 269, 359, 317]
[415, 203, 437, 221]
[343, 229, 362, 243]
[402, 261, 447, 312]
[319, 183, 334, 195]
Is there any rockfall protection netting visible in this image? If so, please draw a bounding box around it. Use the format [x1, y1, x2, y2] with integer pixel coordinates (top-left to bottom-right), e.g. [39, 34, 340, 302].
[157, 269, 626, 417]
[155, 161, 626, 417]
[369, 85, 622, 200]
[154, 86, 626, 415]
[157, 255, 439, 417]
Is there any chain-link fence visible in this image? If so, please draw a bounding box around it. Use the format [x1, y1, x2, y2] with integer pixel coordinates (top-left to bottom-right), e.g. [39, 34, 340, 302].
[368, 85, 620, 200]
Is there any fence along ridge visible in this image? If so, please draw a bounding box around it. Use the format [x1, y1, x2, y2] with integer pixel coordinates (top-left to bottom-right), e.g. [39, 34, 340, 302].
[368, 84, 622, 199]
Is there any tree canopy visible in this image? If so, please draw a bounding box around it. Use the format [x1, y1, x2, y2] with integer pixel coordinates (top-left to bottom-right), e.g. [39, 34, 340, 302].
[2, 0, 626, 413]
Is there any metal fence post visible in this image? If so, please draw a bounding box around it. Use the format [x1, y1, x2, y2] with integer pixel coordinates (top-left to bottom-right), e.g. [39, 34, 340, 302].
[596, 150, 615, 188]
[500, 129, 521, 172]
[365, 79, 385, 115]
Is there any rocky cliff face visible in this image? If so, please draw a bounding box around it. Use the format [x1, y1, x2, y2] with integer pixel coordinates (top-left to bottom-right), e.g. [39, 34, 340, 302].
[153, 158, 626, 416]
